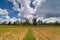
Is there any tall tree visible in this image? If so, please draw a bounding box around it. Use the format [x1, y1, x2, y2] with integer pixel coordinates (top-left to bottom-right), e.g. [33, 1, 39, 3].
[8, 21, 11, 25]
[33, 18, 37, 26]
[38, 20, 42, 25]
[25, 18, 29, 25]
[2, 21, 6, 24]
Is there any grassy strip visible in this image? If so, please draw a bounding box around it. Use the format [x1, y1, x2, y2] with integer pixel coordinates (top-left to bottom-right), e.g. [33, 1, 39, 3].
[23, 28, 35, 40]
[0, 25, 28, 28]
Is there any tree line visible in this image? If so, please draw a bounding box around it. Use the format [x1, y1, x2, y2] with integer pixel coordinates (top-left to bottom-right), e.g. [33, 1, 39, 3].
[0, 18, 60, 25]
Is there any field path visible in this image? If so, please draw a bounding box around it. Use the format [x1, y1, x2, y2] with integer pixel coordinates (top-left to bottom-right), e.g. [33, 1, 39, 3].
[0, 28, 28, 40]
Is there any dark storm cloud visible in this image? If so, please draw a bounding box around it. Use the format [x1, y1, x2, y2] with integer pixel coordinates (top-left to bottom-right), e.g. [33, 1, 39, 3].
[35, 0, 60, 18]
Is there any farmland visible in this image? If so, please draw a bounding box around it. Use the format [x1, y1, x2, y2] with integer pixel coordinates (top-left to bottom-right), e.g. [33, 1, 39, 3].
[32, 25, 60, 40]
[0, 25, 60, 40]
[0, 25, 28, 40]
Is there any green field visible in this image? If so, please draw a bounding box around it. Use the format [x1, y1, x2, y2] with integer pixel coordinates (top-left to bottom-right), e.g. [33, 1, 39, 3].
[0, 25, 60, 40]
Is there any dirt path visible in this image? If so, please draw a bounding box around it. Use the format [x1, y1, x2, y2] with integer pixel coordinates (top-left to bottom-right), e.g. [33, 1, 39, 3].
[0, 28, 28, 40]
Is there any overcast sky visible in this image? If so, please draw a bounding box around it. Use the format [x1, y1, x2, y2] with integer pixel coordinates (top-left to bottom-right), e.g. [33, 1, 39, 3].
[0, 0, 60, 23]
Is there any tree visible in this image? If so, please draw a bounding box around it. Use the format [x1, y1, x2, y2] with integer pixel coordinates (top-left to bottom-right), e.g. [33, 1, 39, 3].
[7, 21, 11, 25]
[38, 20, 42, 25]
[33, 18, 37, 26]
[2, 21, 6, 24]
[15, 20, 20, 25]
[55, 21, 58, 25]
[13, 21, 16, 25]
[25, 18, 29, 25]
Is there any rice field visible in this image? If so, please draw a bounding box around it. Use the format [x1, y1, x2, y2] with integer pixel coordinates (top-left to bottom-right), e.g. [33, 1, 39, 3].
[0, 25, 28, 40]
[32, 26, 60, 40]
[0, 25, 60, 40]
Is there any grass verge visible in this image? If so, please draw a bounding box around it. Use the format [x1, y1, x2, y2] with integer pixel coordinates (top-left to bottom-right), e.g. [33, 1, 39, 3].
[23, 28, 35, 40]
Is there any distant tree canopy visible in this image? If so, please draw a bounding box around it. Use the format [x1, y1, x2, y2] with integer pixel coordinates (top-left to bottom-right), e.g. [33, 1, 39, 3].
[7, 21, 11, 25]
[33, 18, 37, 26]
[14, 20, 20, 25]
[0, 18, 60, 25]
[24, 18, 29, 25]
[38, 20, 42, 25]
[2, 21, 6, 24]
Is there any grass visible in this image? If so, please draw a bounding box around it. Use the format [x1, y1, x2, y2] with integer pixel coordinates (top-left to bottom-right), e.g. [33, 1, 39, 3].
[23, 28, 35, 40]
[0, 25, 23, 28]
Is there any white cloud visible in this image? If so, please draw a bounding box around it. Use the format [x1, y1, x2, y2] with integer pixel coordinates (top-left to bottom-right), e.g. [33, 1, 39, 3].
[8, 0, 34, 20]
[0, 8, 12, 24]
[8, 0, 60, 23]
[0, 8, 9, 20]
[11, 0, 45, 18]
[0, 8, 8, 15]
[0, 18, 5, 24]
[5, 17, 17, 24]
[42, 17, 60, 23]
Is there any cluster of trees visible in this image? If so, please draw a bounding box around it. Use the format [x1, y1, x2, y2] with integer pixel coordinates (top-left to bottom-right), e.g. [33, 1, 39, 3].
[1, 20, 20, 25]
[0, 18, 60, 25]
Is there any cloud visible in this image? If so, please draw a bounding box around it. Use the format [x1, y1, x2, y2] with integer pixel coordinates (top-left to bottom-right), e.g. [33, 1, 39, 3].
[8, 0, 44, 20]
[0, 8, 12, 24]
[8, 0, 60, 23]
[5, 17, 17, 24]
[0, 18, 5, 24]
[0, 8, 10, 19]
[8, 0, 29, 21]
[42, 17, 60, 23]
[35, 0, 60, 18]
[0, 8, 8, 15]
[0, 8, 20, 24]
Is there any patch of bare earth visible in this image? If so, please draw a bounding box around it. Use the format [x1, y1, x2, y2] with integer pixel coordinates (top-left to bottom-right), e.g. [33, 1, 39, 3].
[0, 28, 28, 40]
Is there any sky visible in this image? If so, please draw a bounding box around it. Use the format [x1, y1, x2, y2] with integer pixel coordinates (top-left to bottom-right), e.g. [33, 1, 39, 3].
[0, 0, 60, 23]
